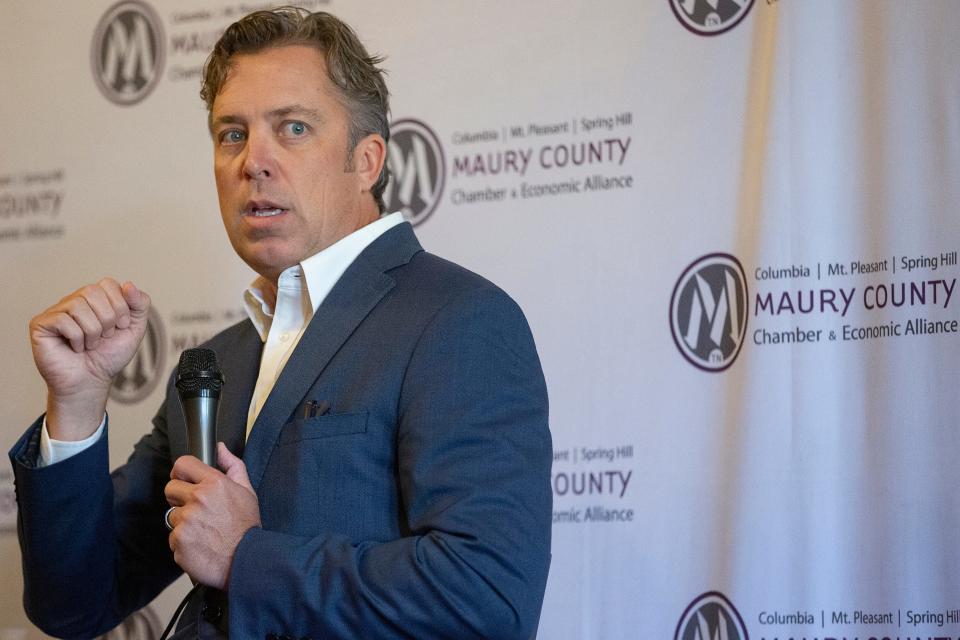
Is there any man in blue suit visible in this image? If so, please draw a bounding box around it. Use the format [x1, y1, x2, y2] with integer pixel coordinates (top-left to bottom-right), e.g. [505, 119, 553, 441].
[10, 8, 552, 639]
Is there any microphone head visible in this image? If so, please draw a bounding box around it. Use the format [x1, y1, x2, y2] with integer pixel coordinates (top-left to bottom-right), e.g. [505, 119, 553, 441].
[175, 348, 224, 396]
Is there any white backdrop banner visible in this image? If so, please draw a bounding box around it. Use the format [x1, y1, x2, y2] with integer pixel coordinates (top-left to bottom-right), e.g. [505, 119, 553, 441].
[2, 1, 958, 638]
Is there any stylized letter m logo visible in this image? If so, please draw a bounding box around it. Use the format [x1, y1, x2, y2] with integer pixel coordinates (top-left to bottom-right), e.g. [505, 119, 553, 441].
[670, 0, 755, 36]
[693, 609, 731, 640]
[91, 2, 165, 105]
[670, 254, 749, 372]
[680, 0, 746, 15]
[388, 136, 433, 212]
[675, 592, 748, 640]
[101, 15, 155, 92]
[683, 270, 741, 354]
[384, 119, 445, 226]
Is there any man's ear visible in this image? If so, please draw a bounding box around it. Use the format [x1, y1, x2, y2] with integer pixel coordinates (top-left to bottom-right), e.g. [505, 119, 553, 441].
[353, 133, 387, 193]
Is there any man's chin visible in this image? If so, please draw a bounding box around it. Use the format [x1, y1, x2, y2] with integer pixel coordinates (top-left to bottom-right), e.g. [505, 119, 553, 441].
[241, 251, 301, 282]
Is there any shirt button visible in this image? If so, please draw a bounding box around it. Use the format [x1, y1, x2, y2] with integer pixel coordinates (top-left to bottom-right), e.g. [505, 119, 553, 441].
[280, 332, 290, 342]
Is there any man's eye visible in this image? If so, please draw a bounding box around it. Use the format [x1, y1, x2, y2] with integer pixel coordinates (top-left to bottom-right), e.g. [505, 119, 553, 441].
[284, 122, 308, 136]
[220, 130, 245, 144]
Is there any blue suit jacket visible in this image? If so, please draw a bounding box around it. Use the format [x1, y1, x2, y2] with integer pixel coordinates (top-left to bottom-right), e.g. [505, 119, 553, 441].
[9, 223, 552, 639]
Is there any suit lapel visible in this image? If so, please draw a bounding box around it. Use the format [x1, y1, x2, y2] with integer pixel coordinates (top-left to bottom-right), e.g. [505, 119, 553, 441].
[243, 222, 423, 490]
[218, 322, 262, 459]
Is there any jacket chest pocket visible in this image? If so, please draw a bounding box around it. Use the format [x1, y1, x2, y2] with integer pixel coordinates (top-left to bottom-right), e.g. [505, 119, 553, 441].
[277, 411, 369, 444]
[257, 412, 369, 536]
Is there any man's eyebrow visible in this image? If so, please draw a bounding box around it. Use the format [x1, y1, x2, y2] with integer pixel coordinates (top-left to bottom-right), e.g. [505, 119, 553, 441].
[208, 114, 244, 134]
[268, 104, 325, 122]
[207, 105, 325, 135]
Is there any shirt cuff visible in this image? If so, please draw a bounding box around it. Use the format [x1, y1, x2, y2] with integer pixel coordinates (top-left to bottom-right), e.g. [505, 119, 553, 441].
[39, 415, 107, 467]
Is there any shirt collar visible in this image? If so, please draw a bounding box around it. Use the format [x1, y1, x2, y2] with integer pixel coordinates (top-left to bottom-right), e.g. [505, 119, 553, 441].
[242, 212, 405, 342]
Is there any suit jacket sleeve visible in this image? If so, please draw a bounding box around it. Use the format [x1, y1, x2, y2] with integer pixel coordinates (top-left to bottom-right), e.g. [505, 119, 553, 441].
[228, 285, 553, 640]
[8, 394, 183, 638]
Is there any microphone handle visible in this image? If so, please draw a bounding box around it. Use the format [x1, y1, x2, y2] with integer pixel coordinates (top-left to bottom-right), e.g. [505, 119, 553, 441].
[180, 396, 219, 466]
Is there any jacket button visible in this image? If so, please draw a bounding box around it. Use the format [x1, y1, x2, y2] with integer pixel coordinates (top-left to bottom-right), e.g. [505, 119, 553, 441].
[201, 603, 222, 623]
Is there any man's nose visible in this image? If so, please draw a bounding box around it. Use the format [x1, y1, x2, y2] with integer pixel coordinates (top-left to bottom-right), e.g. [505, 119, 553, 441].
[241, 132, 276, 180]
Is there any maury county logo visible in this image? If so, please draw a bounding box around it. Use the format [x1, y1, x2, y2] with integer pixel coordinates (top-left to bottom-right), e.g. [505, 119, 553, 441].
[91, 0, 166, 105]
[670, 253, 748, 372]
[676, 592, 750, 640]
[669, 0, 756, 36]
[384, 118, 446, 226]
[110, 306, 166, 405]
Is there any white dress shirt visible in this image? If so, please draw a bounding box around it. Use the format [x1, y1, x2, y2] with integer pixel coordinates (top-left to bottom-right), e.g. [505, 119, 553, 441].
[39, 212, 404, 466]
[243, 212, 404, 434]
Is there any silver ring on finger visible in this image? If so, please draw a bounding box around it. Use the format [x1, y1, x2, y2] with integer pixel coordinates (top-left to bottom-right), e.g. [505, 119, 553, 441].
[164, 506, 177, 531]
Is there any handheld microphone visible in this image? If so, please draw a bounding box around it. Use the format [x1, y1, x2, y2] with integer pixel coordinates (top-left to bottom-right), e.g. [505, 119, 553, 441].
[175, 348, 224, 466]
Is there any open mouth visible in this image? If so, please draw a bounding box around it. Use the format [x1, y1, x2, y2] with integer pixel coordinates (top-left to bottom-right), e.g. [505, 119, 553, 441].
[244, 201, 288, 218]
[250, 207, 285, 217]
